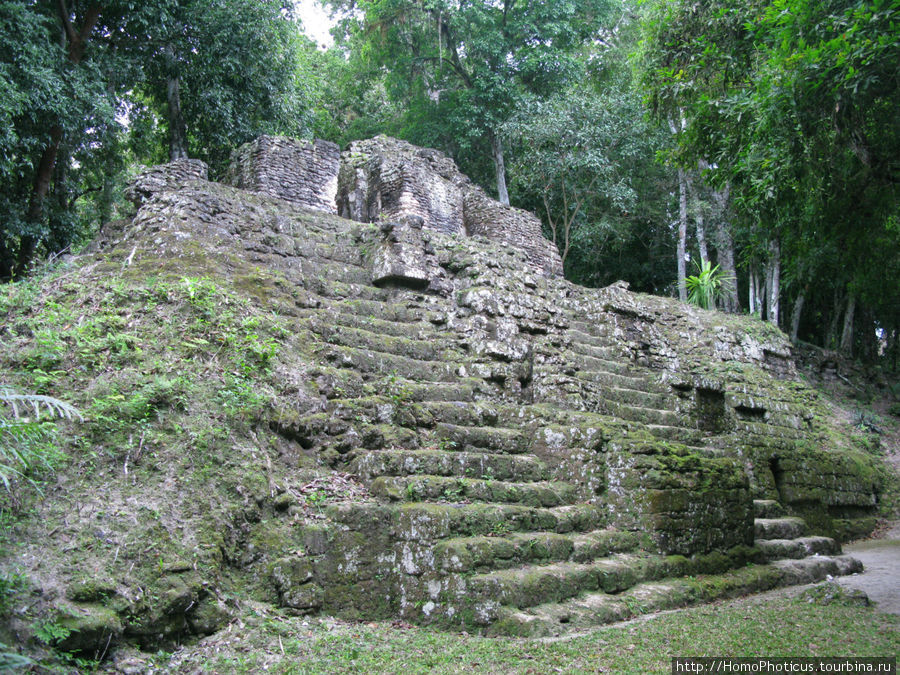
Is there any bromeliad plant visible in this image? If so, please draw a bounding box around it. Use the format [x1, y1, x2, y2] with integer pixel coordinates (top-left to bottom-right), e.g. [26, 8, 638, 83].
[684, 260, 734, 310]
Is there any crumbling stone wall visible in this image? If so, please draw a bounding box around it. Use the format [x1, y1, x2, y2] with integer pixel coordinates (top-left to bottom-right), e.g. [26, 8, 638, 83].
[125, 159, 208, 208]
[337, 136, 467, 235]
[225, 135, 340, 213]
[463, 189, 564, 277]
[336, 135, 564, 277]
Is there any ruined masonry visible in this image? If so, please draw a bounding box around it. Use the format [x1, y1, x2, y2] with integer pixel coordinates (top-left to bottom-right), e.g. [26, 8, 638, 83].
[110, 136, 881, 640]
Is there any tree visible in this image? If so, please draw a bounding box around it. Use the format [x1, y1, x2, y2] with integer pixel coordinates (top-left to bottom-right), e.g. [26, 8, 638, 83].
[0, 1, 312, 279]
[503, 87, 643, 267]
[328, 0, 613, 203]
[127, 0, 311, 174]
[637, 0, 900, 355]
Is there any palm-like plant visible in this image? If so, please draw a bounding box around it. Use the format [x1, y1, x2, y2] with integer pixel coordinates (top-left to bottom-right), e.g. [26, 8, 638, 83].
[0, 387, 81, 492]
[684, 260, 734, 310]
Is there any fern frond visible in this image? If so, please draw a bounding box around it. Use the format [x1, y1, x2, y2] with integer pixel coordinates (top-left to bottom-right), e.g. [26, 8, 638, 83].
[0, 388, 82, 422]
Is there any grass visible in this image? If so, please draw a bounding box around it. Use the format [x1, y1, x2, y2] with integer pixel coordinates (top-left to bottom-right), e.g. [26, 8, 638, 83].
[164, 592, 899, 674]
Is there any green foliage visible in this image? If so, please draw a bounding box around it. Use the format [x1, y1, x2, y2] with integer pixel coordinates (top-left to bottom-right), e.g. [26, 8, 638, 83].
[637, 0, 900, 355]
[328, 0, 615, 190]
[127, 0, 314, 175]
[0, 644, 32, 672]
[0, 387, 80, 492]
[33, 619, 71, 646]
[684, 260, 734, 310]
[0, 1, 317, 277]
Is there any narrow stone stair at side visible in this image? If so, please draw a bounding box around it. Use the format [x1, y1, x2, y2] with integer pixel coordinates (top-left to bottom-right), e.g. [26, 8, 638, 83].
[753, 500, 846, 562]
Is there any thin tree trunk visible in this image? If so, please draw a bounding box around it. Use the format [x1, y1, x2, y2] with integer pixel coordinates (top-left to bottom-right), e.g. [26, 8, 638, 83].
[827, 290, 844, 349]
[790, 288, 806, 344]
[165, 43, 188, 161]
[676, 167, 688, 302]
[748, 264, 759, 315]
[490, 132, 509, 206]
[840, 293, 856, 355]
[767, 239, 781, 326]
[695, 212, 708, 264]
[684, 171, 707, 264]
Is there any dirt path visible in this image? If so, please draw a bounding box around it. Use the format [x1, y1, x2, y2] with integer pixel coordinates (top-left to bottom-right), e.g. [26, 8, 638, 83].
[835, 521, 900, 615]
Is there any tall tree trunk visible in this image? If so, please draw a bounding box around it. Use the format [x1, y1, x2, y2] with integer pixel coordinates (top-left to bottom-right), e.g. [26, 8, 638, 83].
[790, 287, 806, 344]
[491, 131, 509, 206]
[712, 183, 739, 312]
[676, 167, 688, 302]
[684, 172, 707, 264]
[840, 292, 856, 355]
[165, 44, 188, 161]
[695, 212, 708, 264]
[766, 239, 781, 326]
[748, 263, 759, 315]
[826, 290, 844, 349]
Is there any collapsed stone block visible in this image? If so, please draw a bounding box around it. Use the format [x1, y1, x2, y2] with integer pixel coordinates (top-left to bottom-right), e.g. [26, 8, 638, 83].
[371, 218, 431, 289]
[125, 159, 208, 208]
[225, 135, 340, 213]
[338, 135, 564, 277]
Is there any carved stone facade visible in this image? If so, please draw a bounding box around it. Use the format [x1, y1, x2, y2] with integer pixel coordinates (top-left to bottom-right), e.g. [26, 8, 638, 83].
[224, 135, 340, 214]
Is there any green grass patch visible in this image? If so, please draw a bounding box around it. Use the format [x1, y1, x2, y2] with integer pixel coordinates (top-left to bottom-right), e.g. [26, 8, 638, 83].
[165, 593, 899, 674]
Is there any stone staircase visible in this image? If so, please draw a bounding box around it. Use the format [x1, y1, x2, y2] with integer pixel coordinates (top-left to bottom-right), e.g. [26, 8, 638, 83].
[256, 224, 863, 636]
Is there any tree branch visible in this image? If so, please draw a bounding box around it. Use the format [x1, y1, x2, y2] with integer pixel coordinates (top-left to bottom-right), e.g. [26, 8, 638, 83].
[56, 0, 77, 45]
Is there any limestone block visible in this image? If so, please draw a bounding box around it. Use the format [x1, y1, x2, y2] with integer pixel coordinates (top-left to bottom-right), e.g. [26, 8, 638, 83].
[225, 135, 340, 213]
[125, 159, 208, 208]
[371, 219, 431, 289]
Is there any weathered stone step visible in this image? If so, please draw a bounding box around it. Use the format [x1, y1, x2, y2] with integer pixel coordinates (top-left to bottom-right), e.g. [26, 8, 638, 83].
[305, 277, 390, 303]
[601, 386, 674, 410]
[756, 536, 841, 560]
[487, 555, 863, 637]
[307, 307, 448, 339]
[290, 258, 374, 286]
[735, 420, 806, 441]
[326, 297, 443, 325]
[574, 369, 665, 392]
[602, 400, 681, 426]
[753, 499, 785, 519]
[370, 475, 579, 507]
[363, 502, 605, 540]
[433, 422, 530, 454]
[643, 424, 709, 445]
[350, 448, 548, 482]
[566, 329, 622, 352]
[567, 320, 615, 338]
[568, 342, 624, 364]
[420, 401, 501, 428]
[290, 239, 367, 267]
[310, 322, 458, 362]
[434, 529, 641, 574]
[318, 344, 464, 382]
[403, 381, 482, 403]
[469, 553, 673, 612]
[755, 517, 808, 540]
